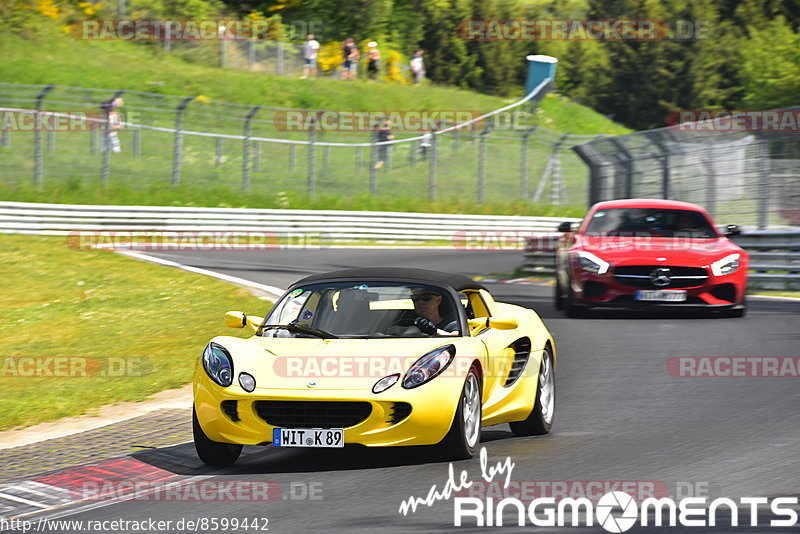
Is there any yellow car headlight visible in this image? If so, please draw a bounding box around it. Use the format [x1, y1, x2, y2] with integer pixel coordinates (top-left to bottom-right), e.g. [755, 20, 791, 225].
[402, 345, 455, 389]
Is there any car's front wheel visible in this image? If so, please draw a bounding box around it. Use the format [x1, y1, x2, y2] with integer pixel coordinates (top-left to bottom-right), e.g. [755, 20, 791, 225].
[193, 407, 243, 466]
[554, 277, 565, 310]
[510, 347, 555, 436]
[564, 281, 587, 318]
[439, 366, 482, 460]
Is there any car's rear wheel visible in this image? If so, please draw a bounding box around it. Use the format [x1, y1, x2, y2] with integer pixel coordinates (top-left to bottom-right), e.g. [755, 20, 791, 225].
[510, 347, 555, 436]
[439, 366, 482, 460]
[193, 407, 243, 466]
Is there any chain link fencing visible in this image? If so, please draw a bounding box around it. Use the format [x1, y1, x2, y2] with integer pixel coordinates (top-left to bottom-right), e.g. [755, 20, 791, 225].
[572, 112, 800, 228]
[0, 81, 604, 207]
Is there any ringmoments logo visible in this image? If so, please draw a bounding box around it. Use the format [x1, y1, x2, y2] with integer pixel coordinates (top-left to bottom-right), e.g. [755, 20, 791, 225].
[398, 448, 799, 531]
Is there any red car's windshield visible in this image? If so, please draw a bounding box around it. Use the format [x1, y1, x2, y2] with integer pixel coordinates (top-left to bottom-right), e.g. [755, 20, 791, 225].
[584, 208, 717, 238]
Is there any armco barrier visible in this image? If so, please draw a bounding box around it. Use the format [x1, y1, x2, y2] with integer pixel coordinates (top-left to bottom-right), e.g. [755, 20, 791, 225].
[0, 201, 575, 244]
[523, 229, 800, 290]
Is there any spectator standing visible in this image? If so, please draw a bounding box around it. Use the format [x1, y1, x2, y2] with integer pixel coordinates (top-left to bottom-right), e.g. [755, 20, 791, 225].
[374, 118, 394, 169]
[301, 33, 320, 79]
[341, 37, 359, 80]
[409, 49, 425, 85]
[366, 41, 380, 82]
[102, 97, 124, 154]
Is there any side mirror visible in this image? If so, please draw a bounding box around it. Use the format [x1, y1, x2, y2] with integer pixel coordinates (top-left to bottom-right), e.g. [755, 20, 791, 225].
[224, 311, 264, 331]
[224, 311, 247, 328]
[725, 224, 741, 237]
[557, 221, 573, 233]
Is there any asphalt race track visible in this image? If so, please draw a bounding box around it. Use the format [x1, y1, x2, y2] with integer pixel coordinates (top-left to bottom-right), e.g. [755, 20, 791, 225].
[8, 248, 800, 533]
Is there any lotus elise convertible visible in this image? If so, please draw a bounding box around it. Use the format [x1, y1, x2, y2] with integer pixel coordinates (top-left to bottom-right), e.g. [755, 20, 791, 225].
[554, 199, 748, 317]
[193, 267, 556, 465]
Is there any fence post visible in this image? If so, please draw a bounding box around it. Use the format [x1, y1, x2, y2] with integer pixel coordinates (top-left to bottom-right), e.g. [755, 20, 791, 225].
[308, 116, 316, 197]
[242, 105, 261, 193]
[409, 139, 417, 167]
[452, 126, 459, 151]
[757, 136, 770, 229]
[428, 130, 438, 202]
[520, 126, 537, 199]
[369, 122, 379, 195]
[215, 138, 223, 167]
[248, 39, 256, 70]
[133, 127, 141, 158]
[33, 85, 54, 186]
[610, 138, 634, 198]
[276, 42, 284, 75]
[477, 122, 492, 204]
[101, 89, 126, 185]
[172, 96, 194, 187]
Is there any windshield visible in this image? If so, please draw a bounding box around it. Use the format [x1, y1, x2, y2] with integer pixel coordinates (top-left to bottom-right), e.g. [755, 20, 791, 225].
[584, 208, 717, 238]
[261, 282, 463, 338]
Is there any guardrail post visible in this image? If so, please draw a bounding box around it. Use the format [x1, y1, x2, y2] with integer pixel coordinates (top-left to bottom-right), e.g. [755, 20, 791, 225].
[101, 89, 126, 185]
[520, 126, 537, 199]
[33, 84, 54, 187]
[428, 130, 438, 202]
[308, 116, 316, 197]
[477, 122, 491, 204]
[215, 138, 223, 168]
[172, 96, 194, 187]
[242, 104, 261, 193]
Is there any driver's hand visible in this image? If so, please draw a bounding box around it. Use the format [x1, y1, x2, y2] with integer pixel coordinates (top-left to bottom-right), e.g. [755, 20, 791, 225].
[413, 316, 438, 335]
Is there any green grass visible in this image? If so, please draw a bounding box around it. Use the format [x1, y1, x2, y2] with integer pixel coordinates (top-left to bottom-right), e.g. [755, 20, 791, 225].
[0, 33, 631, 215]
[0, 234, 271, 430]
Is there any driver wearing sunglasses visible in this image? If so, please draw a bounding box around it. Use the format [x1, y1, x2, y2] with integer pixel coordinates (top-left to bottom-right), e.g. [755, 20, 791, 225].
[410, 289, 458, 335]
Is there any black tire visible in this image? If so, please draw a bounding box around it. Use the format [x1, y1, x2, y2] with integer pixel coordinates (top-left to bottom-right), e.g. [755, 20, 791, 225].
[554, 277, 565, 310]
[510, 347, 555, 436]
[438, 366, 482, 460]
[564, 282, 587, 318]
[193, 407, 243, 466]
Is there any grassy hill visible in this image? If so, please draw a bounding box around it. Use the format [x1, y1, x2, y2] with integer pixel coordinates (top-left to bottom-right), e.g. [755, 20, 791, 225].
[0, 33, 630, 215]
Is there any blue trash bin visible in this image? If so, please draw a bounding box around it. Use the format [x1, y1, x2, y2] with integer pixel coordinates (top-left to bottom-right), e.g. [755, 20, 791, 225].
[526, 55, 558, 96]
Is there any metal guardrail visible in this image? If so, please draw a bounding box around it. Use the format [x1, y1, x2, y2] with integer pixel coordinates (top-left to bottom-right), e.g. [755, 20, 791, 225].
[0, 201, 573, 244]
[522, 230, 800, 290]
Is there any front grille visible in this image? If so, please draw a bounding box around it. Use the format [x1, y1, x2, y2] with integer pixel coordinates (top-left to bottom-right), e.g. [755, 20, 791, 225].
[254, 401, 372, 429]
[388, 402, 412, 424]
[613, 265, 708, 289]
[221, 400, 240, 422]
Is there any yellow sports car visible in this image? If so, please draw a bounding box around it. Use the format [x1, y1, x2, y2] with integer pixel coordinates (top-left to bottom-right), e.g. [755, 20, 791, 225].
[193, 268, 556, 465]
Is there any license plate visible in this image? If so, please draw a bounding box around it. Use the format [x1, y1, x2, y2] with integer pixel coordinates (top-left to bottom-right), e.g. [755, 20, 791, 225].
[635, 290, 687, 302]
[272, 428, 344, 448]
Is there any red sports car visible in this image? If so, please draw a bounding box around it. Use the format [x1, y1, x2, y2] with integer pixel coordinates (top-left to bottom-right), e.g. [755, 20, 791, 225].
[554, 199, 748, 317]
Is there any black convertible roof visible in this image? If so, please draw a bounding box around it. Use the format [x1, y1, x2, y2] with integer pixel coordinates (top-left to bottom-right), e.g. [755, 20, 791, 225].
[291, 267, 487, 292]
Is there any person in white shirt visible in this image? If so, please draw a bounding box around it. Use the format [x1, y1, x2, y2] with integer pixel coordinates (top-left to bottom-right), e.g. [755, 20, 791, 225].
[409, 49, 425, 85]
[301, 34, 320, 79]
